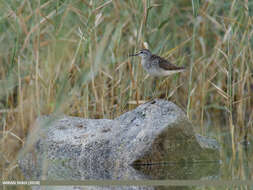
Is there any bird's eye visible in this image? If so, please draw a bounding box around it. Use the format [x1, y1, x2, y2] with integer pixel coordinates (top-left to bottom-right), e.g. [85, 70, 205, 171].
[140, 51, 143, 53]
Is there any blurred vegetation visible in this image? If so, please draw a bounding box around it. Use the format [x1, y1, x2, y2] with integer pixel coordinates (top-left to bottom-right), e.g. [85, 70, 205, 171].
[0, 0, 252, 182]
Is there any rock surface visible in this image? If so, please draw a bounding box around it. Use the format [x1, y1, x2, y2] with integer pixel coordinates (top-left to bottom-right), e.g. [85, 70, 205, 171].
[18, 99, 220, 182]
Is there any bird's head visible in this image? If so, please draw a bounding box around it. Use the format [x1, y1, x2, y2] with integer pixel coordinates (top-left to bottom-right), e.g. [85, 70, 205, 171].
[130, 49, 152, 59]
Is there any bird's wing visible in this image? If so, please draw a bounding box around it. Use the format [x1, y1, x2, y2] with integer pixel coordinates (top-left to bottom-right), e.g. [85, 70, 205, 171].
[151, 55, 185, 71]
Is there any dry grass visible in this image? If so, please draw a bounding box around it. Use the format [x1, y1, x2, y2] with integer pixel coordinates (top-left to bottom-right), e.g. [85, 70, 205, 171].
[0, 0, 252, 180]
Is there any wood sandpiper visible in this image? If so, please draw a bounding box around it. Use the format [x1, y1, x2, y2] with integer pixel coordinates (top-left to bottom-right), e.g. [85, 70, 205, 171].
[130, 49, 185, 77]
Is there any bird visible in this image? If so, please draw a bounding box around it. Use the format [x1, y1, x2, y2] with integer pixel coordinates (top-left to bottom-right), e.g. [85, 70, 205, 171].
[130, 49, 185, 77]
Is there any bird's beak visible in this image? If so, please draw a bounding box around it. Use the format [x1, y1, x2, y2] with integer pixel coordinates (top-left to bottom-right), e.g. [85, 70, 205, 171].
[130, 52, 139, 56]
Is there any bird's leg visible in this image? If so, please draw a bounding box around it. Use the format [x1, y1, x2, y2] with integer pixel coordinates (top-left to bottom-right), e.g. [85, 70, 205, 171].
[152, 77, 158, 98]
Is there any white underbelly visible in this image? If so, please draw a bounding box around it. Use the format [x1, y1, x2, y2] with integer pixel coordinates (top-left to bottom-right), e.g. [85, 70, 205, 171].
[141, 59, 185, 77]
[145, 67, 185, 77]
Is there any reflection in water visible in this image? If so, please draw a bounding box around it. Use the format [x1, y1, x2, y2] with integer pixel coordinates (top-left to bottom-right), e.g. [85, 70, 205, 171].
[213, 122, 253, 181]
[133, 162, 220, 180]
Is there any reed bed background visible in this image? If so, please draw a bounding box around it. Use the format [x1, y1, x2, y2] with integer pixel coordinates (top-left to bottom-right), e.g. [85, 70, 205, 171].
[0, 0, 253, 181]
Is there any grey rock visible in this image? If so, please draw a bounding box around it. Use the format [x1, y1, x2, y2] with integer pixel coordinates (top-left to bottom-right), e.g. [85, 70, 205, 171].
[18, 99, 220, 183]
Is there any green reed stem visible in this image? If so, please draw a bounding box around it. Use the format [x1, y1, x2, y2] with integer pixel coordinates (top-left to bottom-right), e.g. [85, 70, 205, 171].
[187, 0, 199, 118]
